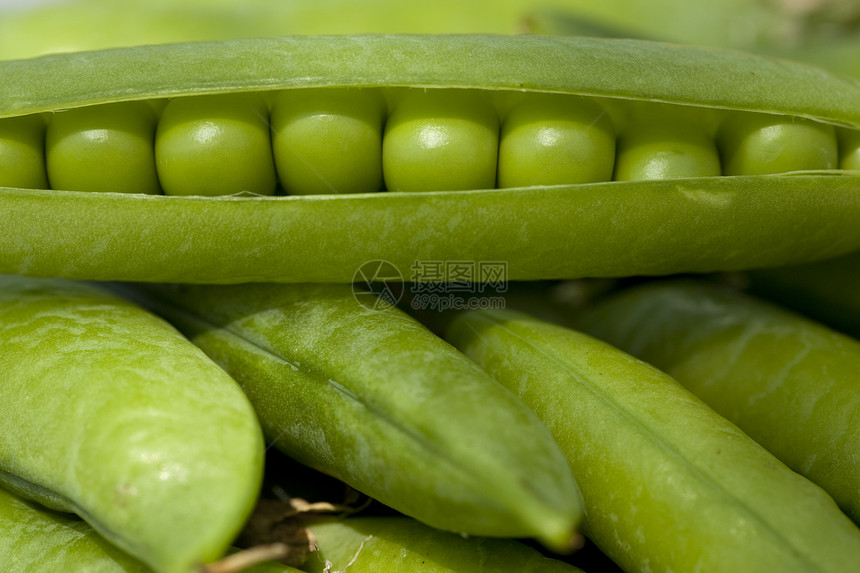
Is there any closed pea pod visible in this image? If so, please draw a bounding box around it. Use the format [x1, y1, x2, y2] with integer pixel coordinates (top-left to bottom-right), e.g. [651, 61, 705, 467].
[446, 307, 860, 573]
[1, 36, 860, 282]
[0, 275, 264, 573]
[574, 280, 860, 524]
[0, 487, 151, 573]
[0, 487, 302, 573]
[123, 282, 582, 551]
[303, 517, 585, 573]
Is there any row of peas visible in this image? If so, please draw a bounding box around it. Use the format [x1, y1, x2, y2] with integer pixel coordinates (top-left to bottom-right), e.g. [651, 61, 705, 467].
[1, 87, 859, 196]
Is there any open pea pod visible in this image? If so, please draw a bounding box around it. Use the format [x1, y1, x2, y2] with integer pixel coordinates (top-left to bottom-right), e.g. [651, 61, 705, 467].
[0, 275, 264, 573]
[3, 35, 860, 283]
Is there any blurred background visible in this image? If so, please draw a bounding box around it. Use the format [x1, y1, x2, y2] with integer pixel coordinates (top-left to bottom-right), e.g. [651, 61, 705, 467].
[1, 0, 859, 76]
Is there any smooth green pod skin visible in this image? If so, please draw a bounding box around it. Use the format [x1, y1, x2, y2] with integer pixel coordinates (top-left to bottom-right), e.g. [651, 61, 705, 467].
[3, 174, 860, 283]
[446, 308, 860, 573]
[125, 282, 581, 551]
[3, 35, 860, 282]
[0, 275, 265, 573]
[46, 101, 160, 194]
[746, 250, 860, 340]
[613, 121, 721, 180]
[302, 517, 584, 573]
[719, 112, 838, 175]
[574, 280, 860, 523]
[156, 93, 276, 196]
[497, 94, 614, 187]
[0, 113, 47, 189]
[271, 88, 384, 195]
[383, 90, 498, 191]
[0, 488, 302, 573]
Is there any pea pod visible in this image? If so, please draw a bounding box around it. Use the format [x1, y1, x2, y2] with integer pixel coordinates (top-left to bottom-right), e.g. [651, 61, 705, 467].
[0, 486, 150, 573]
[0, 275, 264, 573]
[445, 307, 860, 573]
[0, 487, 301, 573]
[2, 35, 860, 283]
[123, 282, 581, 551]
[302, 517, 584, 572]
[573, 280, 860, 523]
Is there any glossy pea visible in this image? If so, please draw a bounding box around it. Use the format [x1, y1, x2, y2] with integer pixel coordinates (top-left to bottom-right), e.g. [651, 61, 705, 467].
[46, 101, 160, 194]
[0, 113, 47, 189]
[156, 93, 276, 196]
[383, 89, 498, 191]
[0, 275, 264, 573]
[271, 88, 384, 194]
[446, 307, 860, 573]
[837, 127, 860, 170]
[497, 93, 615, 187]
[127, 282, 582, 551]
[719, 111, 838, 175]
[574, 280, 860, 524]
[613, 104, 722, 181]
[303, 517, 584, 573]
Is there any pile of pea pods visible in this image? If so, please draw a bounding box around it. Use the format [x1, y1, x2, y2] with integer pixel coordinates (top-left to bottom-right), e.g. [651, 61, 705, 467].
[2, 1, 860, 572]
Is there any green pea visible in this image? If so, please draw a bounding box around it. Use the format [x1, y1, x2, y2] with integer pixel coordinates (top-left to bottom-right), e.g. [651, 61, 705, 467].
[129, 282, 582, 551]
[383, 89, 498, 191]
[45, 101, 160, 194]
[575, 280, 860, 524]
[447, 307, 860, 573]
[0, 275, 264, 573]
[719, 112, 838, 175]
[271, 88, 384, 194]
[0, 114, 47, 189]
[156, 93, 276, 196]
[498, 94, 614, 187]
[614, 120, 721, 180]
[304, 517, 584, 572]
[837, 127, 860, 170]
